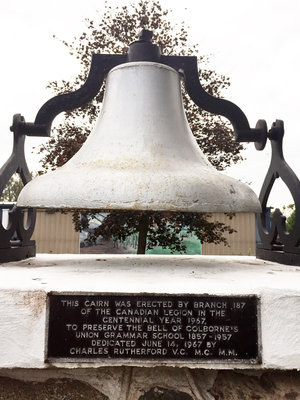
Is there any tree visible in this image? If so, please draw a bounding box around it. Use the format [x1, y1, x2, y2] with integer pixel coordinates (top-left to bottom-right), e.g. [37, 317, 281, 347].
[74, 211, 235, 254]
[38, 0, 243, 254]
[0, 174, 23, 202]
[283, 204, 296, 233]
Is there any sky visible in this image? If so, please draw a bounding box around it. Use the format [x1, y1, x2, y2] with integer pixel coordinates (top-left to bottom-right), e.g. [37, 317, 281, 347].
[1, 0, 299, 210]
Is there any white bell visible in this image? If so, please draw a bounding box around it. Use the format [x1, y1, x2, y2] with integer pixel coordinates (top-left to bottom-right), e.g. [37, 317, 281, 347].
[17, 61, 260, 213]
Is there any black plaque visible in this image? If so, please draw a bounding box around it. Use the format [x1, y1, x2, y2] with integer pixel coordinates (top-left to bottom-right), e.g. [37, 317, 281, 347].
[46, 293, 259, 362]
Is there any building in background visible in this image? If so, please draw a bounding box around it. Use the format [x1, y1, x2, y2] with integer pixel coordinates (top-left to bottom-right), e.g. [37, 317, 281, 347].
[20, 209, 256, 256]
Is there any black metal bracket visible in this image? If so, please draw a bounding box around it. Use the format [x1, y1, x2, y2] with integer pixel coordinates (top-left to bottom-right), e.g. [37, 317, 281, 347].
[0, 114, 36, 263]
[162, 56, 266, 143]
[256, 120, 300, 266]
[12, 29, 265, 144]
[15, 54, 127, 137]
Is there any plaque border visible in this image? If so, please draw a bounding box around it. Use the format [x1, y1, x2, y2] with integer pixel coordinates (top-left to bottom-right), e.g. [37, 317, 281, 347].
[45, 291, 261, 365]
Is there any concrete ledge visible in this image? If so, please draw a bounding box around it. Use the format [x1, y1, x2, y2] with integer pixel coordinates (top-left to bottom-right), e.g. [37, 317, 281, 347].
[0, 254, 300, 369]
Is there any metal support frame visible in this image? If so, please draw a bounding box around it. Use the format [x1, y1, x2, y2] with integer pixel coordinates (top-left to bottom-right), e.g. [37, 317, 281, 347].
[0, 115, 36, 262]
[0, 29, 299, 264]
[256, 120, 300, 266]
[12, 30, 266, 144]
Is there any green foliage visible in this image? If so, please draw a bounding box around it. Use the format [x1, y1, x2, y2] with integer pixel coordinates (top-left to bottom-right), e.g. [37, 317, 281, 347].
[286, 210, 296, 233]
[283, 204, 296, 233]
[0, 174, 23, 202]
[39, 0, 241, 254]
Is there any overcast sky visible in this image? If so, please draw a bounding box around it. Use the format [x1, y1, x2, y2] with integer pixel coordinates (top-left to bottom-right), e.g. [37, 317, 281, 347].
[1, 0, 299, 210]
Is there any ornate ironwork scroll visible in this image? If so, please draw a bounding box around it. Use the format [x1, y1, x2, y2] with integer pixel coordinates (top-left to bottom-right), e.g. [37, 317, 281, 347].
[256, 120, 300, 266]
[0, 115, 36, 262]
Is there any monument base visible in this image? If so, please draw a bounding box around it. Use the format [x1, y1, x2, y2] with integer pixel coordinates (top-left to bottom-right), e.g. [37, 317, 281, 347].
[0, 254, 300, 399]
[0, 368, 300, 399]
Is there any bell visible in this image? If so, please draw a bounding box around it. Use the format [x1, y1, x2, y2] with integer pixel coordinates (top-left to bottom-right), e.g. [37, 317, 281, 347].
[17, 61, 260, 213]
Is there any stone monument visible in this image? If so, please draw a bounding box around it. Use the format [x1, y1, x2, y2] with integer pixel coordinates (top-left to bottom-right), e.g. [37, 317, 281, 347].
[0, 30, 300, 399]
